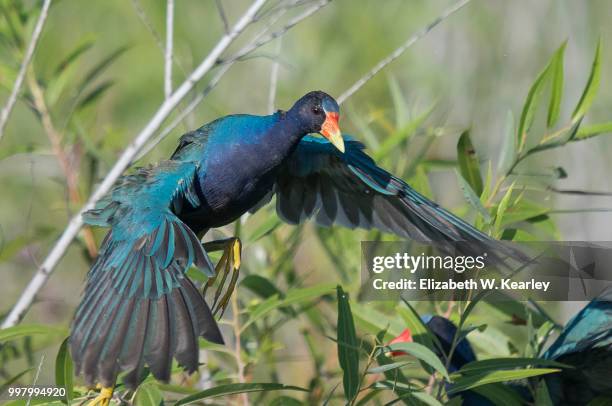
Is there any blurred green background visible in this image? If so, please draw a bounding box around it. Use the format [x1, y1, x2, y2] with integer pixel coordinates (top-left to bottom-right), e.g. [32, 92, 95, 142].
[1, 0, 612, 403]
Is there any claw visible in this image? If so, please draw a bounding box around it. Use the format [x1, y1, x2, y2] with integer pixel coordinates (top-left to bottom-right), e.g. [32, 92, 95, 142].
[88, 385, 114, 406]
[202, 237, 242, 317]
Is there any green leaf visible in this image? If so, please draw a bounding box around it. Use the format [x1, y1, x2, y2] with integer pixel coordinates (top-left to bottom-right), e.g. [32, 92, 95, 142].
[0, 324, 66, 343]
[498, 111, 516, 174]
[52, 37, 95, 76]
[572, 39, 602, 122]
[380, 342, 449, 380]
[533, 378, 554, 406]
[174, 383, 307, 405]
[240, 274, 283, 299]
[398, 299, 440, 351]
[241, 284, 334, 331]
[373, 382, 443, 406]
[77, 80, 114, 110]
[366, 361, 412, 374]
[575, 122, 612, 141]
[374, 105, 434, 160]
[458, 357, 569, 374]
[247, 216, 282, 242]
[388, 75, 410, 128]
[448, 368, 560, 394]
[134, 382, 163, 406]
[456, 170, 491, 222]
[268, 396, 303, 406]
[498, 200, 549, 227]
[470, 383, 525, 406]
[547, 41, 566, 128]
[0, 368, 34, 395]
[494, 182, 516, 236]
[518, 59, 551, 151]
[336, 286, 360, 402]
[456, 130, 483, 196]
[54, 338, 73, 404]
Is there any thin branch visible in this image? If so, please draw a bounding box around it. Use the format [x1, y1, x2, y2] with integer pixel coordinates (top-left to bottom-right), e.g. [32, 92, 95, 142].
[164, 0, 174, 99]
[130, 0, 187, 77]
[1, 0, 269, 329]
[215, 0, 230, 34]
[0, 0, 53, 141]
[136, 0, 326, 160]
[337, 0, 472, 104]
[26, 72, 98, 258]
[268, 38, 283, 114]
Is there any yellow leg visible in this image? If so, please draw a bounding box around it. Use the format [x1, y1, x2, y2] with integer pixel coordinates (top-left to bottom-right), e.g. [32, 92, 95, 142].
[88, 385, 114, 406]
[202, 237, 242, 317]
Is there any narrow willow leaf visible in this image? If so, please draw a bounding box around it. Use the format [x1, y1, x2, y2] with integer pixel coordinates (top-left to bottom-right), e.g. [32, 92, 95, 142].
[336, 286, 360, 402]
[575, 122, 612, 141]
[374, 105, 433, 160]
[498, 111, 516, 174]
[518, 60, 551, 151]
[366, 361, 411, 374]
[134, 383, 163, 406]
[494, 182, 516, 235]
[54, 338, 73, 404]
[448, 368, 560, 394]
[456, 130, 483, 195]
[456, 171, 492, 222]
[175, 383, 307, 405]
[572, 39, 602, 122]
[388, 74, 410, 128]
[459, 357, 568, 374]
[0, 368, 34, 395]
[381, 342, 449, 380]
[240, 274, 283, 299]
[471, 383, 525, 406]
[398, 299, 440, 351]
[0, 324, 66, 343]
[533, 379, 554, 406]
[373, 381, 443, 406]
[247, 216, 282, 242]
[241, 284, 334, 330]
[547, 41, 566, 128]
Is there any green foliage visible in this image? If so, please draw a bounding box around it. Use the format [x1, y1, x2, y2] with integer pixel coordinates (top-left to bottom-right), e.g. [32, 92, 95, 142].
[1, 1, 611, 403]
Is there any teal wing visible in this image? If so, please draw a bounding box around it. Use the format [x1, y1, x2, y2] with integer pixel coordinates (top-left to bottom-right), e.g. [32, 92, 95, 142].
[70, 160, 222, 388]
[272, 135, 523, 261]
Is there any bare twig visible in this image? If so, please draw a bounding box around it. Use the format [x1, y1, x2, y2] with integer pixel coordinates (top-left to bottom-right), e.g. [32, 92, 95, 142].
[136, 0, 326, 160]
[131, 0, 164, 51]
[268, 38, 283, 114]
[26, 72, 98, 258]
[0, 0, 53, 141]
[337, 0, 472, 104]
[26, 355, 45, 406]
[164, 0, 174, 99]
[1, 0, 269, 329]
[215, 0, 230, 34]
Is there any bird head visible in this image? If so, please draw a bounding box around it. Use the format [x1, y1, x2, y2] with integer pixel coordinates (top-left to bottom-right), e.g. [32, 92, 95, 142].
[290, 90, 344, 152]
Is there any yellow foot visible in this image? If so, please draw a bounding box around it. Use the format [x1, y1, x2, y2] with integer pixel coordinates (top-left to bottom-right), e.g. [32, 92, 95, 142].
[202, 237, 242, 316]
[88, 385, 114, 406]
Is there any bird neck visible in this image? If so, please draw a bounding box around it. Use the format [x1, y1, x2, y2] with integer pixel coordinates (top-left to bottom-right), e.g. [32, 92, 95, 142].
[268, 109, 310, 152]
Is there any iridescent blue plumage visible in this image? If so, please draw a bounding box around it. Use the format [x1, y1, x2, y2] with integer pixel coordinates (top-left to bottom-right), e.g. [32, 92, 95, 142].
[70, 90, 523, 388]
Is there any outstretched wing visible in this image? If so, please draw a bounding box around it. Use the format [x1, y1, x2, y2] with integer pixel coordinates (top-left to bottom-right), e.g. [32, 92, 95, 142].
[272, 135, 520, 260]
[71, 160, 222, 388]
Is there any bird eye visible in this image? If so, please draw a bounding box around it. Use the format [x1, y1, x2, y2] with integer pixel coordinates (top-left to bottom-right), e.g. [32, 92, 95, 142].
[312, 106, 323, 115]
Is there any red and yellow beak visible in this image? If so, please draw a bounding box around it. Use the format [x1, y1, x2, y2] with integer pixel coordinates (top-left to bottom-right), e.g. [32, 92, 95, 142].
[320, 112, 344, 153]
